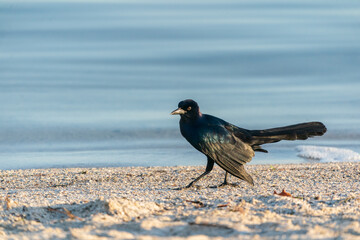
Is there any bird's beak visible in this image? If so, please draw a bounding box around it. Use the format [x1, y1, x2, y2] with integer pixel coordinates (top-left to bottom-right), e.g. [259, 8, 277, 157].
[171, 108, 186, 115]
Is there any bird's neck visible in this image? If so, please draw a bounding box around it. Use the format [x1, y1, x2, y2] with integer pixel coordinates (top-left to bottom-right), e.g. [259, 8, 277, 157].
[180, 111, 202, 123]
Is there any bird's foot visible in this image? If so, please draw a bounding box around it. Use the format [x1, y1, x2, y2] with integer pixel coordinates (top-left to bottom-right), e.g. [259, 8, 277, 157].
[173, 182, 197, 190]
[173, 186, 188, 191]
[210, 182, 238, 188]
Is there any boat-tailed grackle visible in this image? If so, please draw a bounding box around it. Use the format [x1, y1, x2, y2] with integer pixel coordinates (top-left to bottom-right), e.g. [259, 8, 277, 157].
[171, 99, 326, 189]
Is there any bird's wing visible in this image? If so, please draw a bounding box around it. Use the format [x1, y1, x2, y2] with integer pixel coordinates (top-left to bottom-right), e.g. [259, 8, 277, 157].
[223, 124, 253, 143]
[223, 123, 269, 152]
[198, 125, 255, 184]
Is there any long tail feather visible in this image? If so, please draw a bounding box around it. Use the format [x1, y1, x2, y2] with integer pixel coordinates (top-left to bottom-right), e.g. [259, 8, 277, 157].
[250, 122, 326, 146]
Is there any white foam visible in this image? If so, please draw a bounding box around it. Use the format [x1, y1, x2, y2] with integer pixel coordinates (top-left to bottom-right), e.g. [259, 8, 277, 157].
[296, 145, 360, 162]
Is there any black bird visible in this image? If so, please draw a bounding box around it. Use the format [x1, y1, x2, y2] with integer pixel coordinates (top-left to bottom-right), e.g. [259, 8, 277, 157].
[171, 99, 326, 188]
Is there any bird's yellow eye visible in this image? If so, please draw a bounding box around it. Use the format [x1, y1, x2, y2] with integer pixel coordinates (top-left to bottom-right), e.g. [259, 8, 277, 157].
[187, 106, 192, 111]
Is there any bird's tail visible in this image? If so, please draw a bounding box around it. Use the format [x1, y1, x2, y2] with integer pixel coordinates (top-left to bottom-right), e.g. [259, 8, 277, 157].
[249, 122, 326, 151]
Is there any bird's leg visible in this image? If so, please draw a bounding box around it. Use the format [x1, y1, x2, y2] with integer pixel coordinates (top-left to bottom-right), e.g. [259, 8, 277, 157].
[218, 172, 229, 187]
[217, 172, 238, 187]
[185, 157, 214, 188]
[223, 171, 228, 184]
[175, 157, 214, 190]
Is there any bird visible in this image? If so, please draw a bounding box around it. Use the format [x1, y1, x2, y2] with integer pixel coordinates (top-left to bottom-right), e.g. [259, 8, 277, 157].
[171, 99, 327, 189]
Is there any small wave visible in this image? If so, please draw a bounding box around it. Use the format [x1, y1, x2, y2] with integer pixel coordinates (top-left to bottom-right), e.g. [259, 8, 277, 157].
[296, 145, 360, 162]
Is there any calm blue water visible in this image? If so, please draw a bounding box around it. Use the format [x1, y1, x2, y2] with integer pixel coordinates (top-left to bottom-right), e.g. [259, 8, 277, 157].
[1, 0, 360, 170]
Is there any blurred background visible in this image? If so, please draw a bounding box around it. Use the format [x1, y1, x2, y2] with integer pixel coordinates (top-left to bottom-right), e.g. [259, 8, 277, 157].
[1, 0, 359, 169]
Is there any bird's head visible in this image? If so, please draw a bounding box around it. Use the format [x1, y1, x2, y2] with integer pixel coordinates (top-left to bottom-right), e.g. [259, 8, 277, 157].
[171, 99, 201, 119]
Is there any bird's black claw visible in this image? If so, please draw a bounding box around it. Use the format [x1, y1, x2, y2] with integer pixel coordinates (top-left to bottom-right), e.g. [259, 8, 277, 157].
[210, 182, 239, 188]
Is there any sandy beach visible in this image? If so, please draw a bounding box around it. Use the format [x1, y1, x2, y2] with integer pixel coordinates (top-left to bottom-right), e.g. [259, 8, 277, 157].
[1, 162, 359, 239]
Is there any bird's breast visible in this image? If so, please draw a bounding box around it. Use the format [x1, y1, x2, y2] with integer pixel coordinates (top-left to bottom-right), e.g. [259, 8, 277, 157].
[179, 121, 204, 150]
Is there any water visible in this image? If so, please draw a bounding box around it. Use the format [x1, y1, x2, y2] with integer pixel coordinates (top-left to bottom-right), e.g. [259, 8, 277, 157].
[297, 145, 360, 162]
[1, 0, 360, 170]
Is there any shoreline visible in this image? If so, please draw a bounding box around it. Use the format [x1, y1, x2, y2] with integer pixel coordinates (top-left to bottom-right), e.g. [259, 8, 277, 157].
[1, 162, 359, 239]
